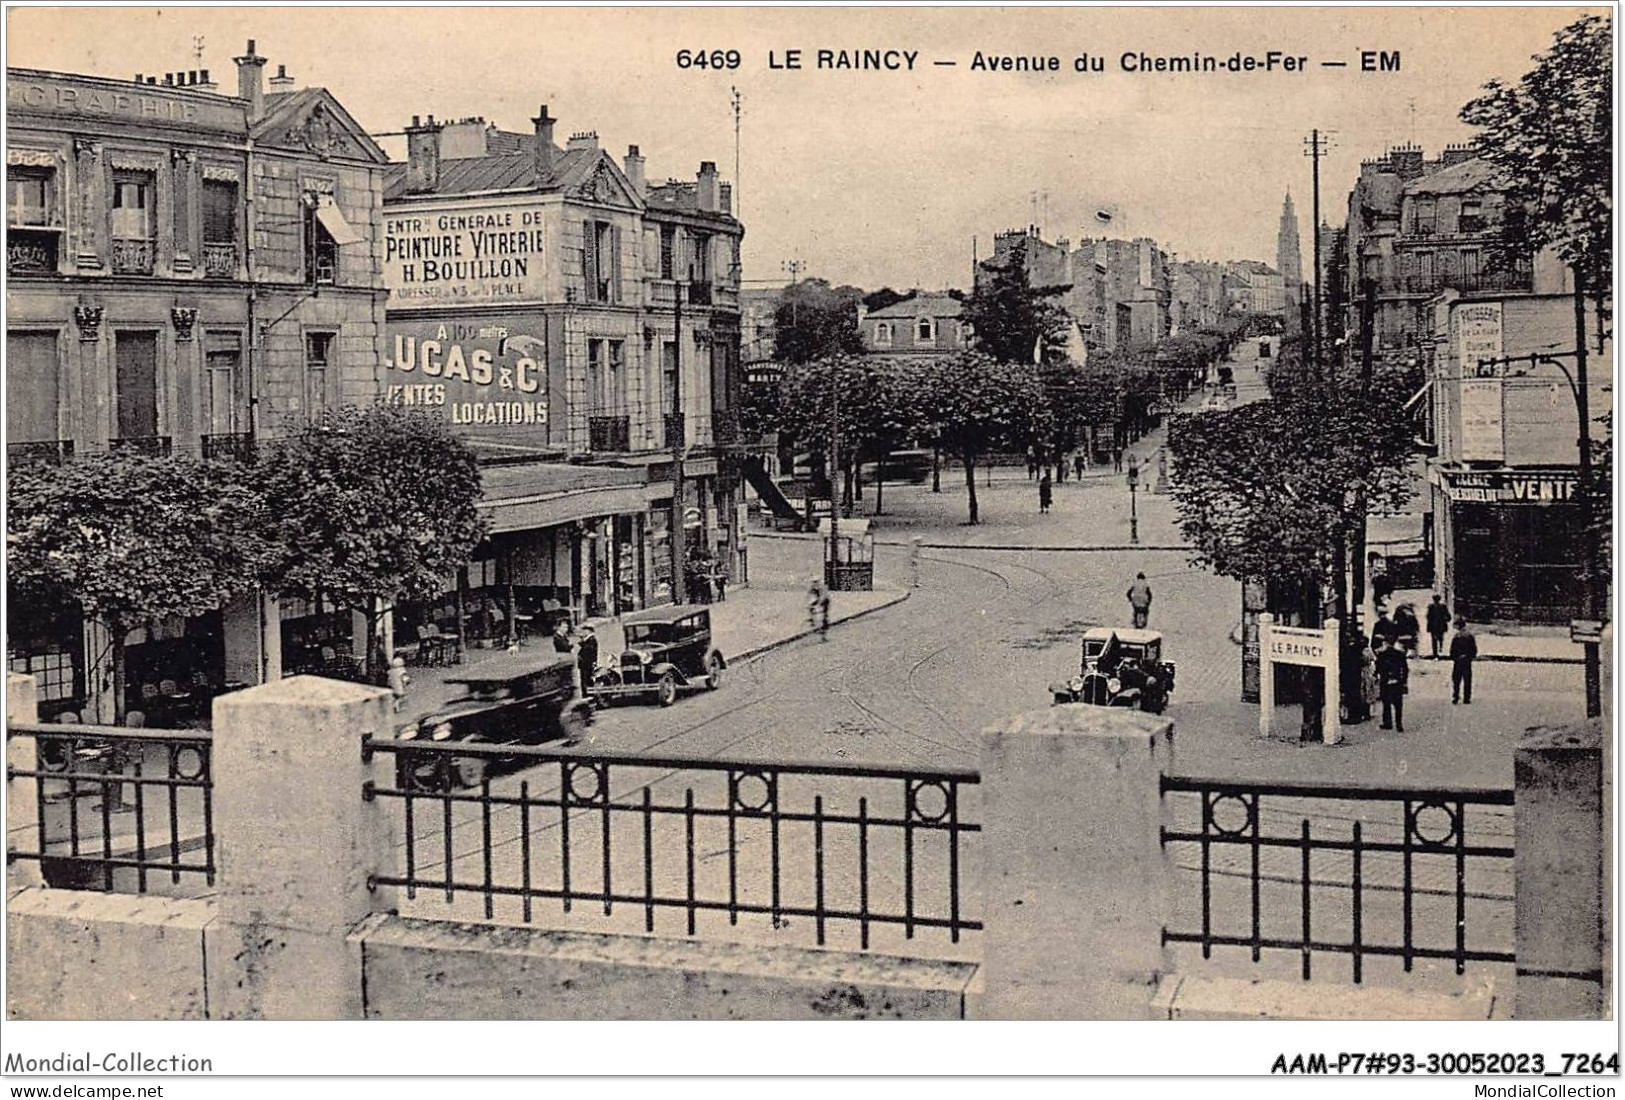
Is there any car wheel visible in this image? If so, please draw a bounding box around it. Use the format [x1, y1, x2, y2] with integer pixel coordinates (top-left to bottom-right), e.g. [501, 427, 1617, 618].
[706, 652, 725, 690]
[656, 672, 679, 707]
[456, 756, 487, 789]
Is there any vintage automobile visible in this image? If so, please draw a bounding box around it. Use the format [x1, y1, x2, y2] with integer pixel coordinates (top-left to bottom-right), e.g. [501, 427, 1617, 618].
[395, 651, 590, 790]
[1049, 627, 1176, 713]
[590, 604, 725, 707]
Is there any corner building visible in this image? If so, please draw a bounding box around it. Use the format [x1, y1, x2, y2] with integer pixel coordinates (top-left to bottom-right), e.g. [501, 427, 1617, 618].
[6, 44, 388, 720]
[380, 109, 745, 626]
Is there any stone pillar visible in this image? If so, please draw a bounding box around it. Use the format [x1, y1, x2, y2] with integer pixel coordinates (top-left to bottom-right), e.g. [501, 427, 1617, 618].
[7, 672, 43, 890]
[207, 676, 394, 1018]
[72, 139, 104, 270]
[1514, 720, 1606, 1019]
[976, 705, 1174, 1019]
[222, 591, 282, 687]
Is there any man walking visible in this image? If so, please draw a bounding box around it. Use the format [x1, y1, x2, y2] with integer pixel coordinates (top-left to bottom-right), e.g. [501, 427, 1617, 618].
[1126, 572, 1153, 629]
[1375, 636, 1409, 732]
[1449, 615, 1478, 704]
[1038, 472, 1053, 514]
[1425, 594, 1450, 659]
[575, 623, 599, 696]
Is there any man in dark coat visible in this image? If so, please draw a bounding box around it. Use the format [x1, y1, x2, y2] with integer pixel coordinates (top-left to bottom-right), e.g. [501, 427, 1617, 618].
[1425, 595, 1451, 659]
[1375, 636, 1409, 732]
[1038, 473, 1053, 514]
[1370, 611, 1398, 652]
[575, 624, 598, 695]
[1449, 615, 1478, 704]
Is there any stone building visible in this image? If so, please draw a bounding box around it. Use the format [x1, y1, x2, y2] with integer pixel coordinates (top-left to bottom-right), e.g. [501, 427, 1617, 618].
[380, 108, 746, 625]
[1223, 260, 1287, 315]
[5, 43, 387, 720]
[1276, 191, 1304, 324]
[858, 292, 970, 354]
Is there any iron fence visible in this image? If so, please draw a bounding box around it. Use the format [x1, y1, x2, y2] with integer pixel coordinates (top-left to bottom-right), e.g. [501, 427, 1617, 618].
[364, 737, 980, 951]
[6, 722, 215, 892]
[1161, 775, 1515, 983]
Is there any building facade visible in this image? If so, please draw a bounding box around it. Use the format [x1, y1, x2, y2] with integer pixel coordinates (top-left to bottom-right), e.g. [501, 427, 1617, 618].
[379, 108, 746, 627]
[6, 45, 388, 720]
[1425, 290, 1611, 625]
[858, 292, 969, 354]
[1223, 260, 1287, 315]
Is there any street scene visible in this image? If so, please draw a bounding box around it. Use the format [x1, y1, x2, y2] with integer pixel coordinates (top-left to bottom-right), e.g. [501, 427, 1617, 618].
[2, 3, 1613, 1054]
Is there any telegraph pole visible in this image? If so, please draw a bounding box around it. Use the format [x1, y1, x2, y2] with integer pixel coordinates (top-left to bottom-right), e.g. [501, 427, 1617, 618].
[1303, 130, 1332, 378]
[670, 273, 687, 605]
[1571, 271, 1602, 719]
[828, 364, 840, 586]
[730, 86, 742, 224]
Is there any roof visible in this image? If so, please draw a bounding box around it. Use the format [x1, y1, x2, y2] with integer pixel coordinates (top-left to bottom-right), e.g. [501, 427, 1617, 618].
[478, 461, 645, 503]
[1082, 627, 1162, 645]
[866, 292, 963, 320]
[382, 144, 600, 201]
[645, 180, 741, 226]
[1404, 156, 1505, 196]
[622, 604, 711, 626]
[254, 86, 388, 163]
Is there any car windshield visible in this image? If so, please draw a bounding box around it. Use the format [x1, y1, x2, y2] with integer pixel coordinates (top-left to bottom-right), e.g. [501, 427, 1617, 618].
[625, 623, 674, 645]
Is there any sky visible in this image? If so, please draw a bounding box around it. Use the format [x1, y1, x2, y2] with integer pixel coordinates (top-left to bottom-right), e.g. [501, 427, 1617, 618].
[6, 4, 1603, 291]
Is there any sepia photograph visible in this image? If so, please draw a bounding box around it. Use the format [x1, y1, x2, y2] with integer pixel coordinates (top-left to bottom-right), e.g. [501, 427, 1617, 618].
[0, 0, 1616, 1084]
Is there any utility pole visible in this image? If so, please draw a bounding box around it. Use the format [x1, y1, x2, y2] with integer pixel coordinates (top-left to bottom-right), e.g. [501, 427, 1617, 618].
[670, 273, 687, 605]
[1303, 130, 1332, 379]
[1572, 271, 1602, 719]
[828, 363, 840, 587]
[730, 86, 742, 225]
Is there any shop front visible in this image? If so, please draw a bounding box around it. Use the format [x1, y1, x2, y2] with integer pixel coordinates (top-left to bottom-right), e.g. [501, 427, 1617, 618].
[1433, 466, 1585, 625]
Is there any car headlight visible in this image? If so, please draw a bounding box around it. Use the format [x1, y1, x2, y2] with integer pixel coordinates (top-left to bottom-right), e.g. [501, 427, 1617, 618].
[430, 722, 453, 742]
[398, 725, 419, 741]
[1068, 677, 1084, 692]
[638, 651, 652, 664]
[1107, 676, 1123, 694]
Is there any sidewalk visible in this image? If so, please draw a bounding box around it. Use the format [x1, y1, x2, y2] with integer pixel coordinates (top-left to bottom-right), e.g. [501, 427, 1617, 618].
[1385, 586, 1585, 664]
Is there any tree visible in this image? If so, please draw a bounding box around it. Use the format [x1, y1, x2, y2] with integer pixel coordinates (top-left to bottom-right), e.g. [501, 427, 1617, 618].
[1461, 13, 1612, 291]
[961, 254, 1069, 365]
[773, 278, 866, 364]
[918, 351, 1045, 524]
[862, 287, 909, 314]
[8, 454, 277, 723]
[776, 354, 920, 513]
[259, 404, 488, 679]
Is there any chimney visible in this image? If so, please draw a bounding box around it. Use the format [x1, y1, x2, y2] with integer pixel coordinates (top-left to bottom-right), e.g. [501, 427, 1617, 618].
[1440, 142, 1477, 168]
[697, 161, 719, 213]
[719, 182, 732, 215]
[566, 131, 599, 152]
[530, 105, 555, 183]
[624, 144, 646, 200]
[197, 69, 217, 92]
[268, 63, 295, 89]
[404, 114, 444, 194]
[233, 39, 267, 120]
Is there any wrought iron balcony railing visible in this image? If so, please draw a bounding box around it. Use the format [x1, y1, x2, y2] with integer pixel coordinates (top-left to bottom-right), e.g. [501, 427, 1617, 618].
[111, 237, 155, 275]
[8, 439, 74, 465]
[201, 432, 256, 462]
[201, 241, 238, 278]
[588, 414, 631, 453]
[663, 412, 686, 450]
[7, 227, 59, 274]
[1397, 269, 1532, 295]
[110, 435, 173, 458]
[688, 280, 714, 306]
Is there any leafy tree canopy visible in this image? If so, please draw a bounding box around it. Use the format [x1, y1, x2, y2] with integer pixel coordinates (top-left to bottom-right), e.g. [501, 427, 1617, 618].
[773, 278, 866, 364]
[918, 351, 1045, 523]
[961, 255, 1070, 364]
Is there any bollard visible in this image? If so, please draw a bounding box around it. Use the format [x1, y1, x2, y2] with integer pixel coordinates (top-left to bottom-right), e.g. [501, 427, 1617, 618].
[910, 536, 922, 589]
[7, 672, 43, 890]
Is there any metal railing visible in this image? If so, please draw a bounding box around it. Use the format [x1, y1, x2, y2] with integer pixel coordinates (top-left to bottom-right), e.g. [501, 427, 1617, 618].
[201, 431, 256, 461]
[201, 241, 238, 278]
[363, 738, 981, 951]
[6, 722, 215, 892]
[588, 414, 631, 453]
[111, 237, 155, 274]
[8, 228, 59, 274]
[1396, 270, 1532, 295]
[663, 412, 685, 450]
[1161, 776, 1515, 983]
[110, 435, 173, 457]
[8, 439, 75, 465]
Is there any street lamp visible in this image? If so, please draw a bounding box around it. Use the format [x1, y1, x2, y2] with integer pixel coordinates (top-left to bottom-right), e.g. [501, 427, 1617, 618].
[827, 360, 841, 588]
[1126, 454, 1140, 545]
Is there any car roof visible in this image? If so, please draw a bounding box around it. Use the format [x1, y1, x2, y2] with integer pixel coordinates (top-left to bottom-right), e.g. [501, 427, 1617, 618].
[1082, 627, 1163, 645]
[443, 651, 576, 686]
[622, 604, 710, 626]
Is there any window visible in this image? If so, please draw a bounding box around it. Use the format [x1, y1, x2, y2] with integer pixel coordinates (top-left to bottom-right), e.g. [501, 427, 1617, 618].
[7, 168, 51, 226]
[6, 331, 60, 443]
[609, 340, 625, 407]
[1412, 199, 1437, 236]
[583, 220, 620, 302]
[662, 340, 679, 415]
[874, 322, 893, 347]
[660, 225, 676, 280]
[917, 317, 935, 343]
[303, 195, 338, 284]
[587, 339, 608, 409]
[204, 332, 243, 436]
[114, 331, 159, 442]
[111, 172, 155, 274]
[1415, 252, 1434, 285]
[1460, 249, 1481, 285]
[1458, 199, 1483, 235]
[690, 232, 712, 283]
[304, 331, 334, 415]
[201, 179, 239, 278]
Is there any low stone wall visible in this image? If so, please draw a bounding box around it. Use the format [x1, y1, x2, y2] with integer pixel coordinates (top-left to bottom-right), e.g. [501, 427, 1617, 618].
[355, 915, 976, 1020]
[1152, 974, 1500, 1021]
[6, 888, 213, 1020]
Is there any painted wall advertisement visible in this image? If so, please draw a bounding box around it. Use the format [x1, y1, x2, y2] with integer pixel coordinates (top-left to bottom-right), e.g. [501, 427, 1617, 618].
[383, 319, 551, 444]
[383, 202, 547, 306]
[1454, 301, 1505, 463]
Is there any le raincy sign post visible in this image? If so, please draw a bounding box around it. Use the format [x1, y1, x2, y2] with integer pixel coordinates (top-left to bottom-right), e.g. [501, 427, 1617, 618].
[1258, 614, 1342, 745]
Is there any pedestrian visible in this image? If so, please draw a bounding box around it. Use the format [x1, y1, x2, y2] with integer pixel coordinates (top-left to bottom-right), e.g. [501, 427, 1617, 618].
[552, 616, 574, 655]
[1026, 445, 1037, 481]
[1112, 446, 1124, 473]
[576, 623, 598, 696]
[387, 655, 410, 713]
[1126, 572, 1153, 629]
[1073, 450, 1086, 480]
[1370, 610, 1398, 652]
[808, 578, 832, 641]
[1375, 636, 1409, 732]
[1359, 644, 1379, 722]
[1449, 615, 1478, 705]
[1156, 449, 1168, 493]
[1393, 603, 1421, 658]
[1038, 472, 1053, 514]
[1425, 594, 1451, 659]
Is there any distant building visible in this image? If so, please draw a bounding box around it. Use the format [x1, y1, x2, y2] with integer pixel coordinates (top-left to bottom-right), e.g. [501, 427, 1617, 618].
[1224, 260, 1287, 314]
[1276, 191, 1304, 323]
[858, 292, 969, 354]
[981, 227, 1168, 352]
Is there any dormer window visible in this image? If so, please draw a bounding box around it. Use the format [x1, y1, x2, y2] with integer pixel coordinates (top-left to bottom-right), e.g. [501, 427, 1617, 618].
[917, 317, 935, 342]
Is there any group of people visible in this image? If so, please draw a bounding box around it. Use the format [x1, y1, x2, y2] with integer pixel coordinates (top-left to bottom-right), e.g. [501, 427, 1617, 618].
[1363, 593, 1480, 734]
[1026, 445, 1102, 484]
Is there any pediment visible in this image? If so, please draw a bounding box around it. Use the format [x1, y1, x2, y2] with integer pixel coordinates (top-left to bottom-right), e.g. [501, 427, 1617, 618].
[255, 90, 387, 164]
[570, 153, 641, 209]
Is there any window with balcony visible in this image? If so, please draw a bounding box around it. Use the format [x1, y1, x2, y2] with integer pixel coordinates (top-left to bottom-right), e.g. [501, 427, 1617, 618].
[201, 179, 239, 278]
[659, 224, 676, 280]
[202, 331, 246, 455]
[304, 331, 334, 415]
[583, 220, 620, 303]
[111, 172, 156, 274]
[7, 167, 58, 274]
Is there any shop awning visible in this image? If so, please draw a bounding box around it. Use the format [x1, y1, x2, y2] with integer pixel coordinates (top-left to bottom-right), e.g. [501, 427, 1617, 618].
[314, 194, 365, 246]
[478, 462, 649, 534]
